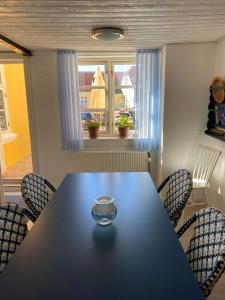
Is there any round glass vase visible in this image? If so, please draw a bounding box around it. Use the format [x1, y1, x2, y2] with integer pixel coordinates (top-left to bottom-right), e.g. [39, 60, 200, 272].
[91, 195, 117, 226]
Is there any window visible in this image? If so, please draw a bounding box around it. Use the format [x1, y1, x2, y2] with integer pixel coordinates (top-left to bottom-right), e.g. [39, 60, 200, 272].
[58, 50, 160, 150]
[0, 66, 10, 132]
[78, 59, 136, 137]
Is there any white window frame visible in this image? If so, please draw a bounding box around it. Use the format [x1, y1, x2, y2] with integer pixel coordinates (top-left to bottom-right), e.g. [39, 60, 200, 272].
[111, 61, 136, 136]
[78, 57, 136, 138]
[79, 61, 108, 134]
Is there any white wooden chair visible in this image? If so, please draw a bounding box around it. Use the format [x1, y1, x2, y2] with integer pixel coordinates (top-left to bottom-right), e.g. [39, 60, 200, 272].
[181, 145, 221, 224]
[188, 144, 221, 207]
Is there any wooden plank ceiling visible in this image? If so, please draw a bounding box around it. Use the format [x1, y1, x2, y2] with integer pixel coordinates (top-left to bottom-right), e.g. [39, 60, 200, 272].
[0, 0, 225, 52]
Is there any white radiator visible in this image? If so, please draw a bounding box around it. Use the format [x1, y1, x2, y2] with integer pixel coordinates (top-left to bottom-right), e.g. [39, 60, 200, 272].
[74, 151, 150, 172]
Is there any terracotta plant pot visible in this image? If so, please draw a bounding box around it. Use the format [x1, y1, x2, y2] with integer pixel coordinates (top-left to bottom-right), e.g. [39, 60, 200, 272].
[118, 126, 129, 138]
[88, 127, 99, 139]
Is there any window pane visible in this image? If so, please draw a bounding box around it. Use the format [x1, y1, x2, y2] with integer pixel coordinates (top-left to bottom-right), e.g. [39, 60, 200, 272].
[78, 65, 105, 87]
[114, 87, 135, 111]
[80, 88, 105, 110]
[113, 86, 135, 132]
[0, 111, 7, 130]
[113, 64, 136, 133]
[114, 64, 136, 86]
[78, 61, 136, 137]
[81, 111, 107, 132]
[0, 90, 5, 110]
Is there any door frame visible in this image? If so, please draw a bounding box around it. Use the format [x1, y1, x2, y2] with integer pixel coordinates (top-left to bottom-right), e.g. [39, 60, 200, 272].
[0, 53, 39, 173]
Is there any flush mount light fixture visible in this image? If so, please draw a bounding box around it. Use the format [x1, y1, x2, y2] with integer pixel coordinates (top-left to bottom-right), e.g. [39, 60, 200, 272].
[92, 27, 124, 41]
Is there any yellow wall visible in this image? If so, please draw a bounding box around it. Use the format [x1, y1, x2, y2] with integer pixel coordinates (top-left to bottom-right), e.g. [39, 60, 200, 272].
[3, 64, 31, 168]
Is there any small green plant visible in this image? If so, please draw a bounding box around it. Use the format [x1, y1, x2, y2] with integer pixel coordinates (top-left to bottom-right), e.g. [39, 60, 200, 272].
[86, 118, 101, 128]
[117, 115, 133, 128]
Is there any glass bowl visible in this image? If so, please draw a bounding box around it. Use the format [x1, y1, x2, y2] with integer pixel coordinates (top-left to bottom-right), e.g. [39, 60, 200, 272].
[91, 195, 117, 226]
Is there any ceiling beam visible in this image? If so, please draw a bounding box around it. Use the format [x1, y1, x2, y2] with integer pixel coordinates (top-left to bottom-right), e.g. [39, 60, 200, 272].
[0, 34, 32, 56]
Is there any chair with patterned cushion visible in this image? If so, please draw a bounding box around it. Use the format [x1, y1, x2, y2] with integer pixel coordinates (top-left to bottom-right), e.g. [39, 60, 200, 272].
[177, 207, 225, 297]
[21, 173, 56, 221]
[157, 169, 192, 227]
[0, 202, 36, 273]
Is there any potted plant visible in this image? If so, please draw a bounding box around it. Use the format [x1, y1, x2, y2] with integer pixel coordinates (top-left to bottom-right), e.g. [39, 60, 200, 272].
[117, 115, 133, 138]
[86, 118, 101, 139]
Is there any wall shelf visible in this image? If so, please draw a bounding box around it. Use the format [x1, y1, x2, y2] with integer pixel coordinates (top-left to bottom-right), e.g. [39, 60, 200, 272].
[214, 124, 225, 130]
[205, 131, 225, 142]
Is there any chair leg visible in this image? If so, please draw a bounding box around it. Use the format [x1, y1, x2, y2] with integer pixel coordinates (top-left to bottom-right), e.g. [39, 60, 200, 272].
[204, 188, 209, 207]
[188, 189, 195, 205]
[181, 208, 185, 224]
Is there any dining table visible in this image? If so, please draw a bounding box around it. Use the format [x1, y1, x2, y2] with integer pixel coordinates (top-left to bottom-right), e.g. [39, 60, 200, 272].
[0, 172, 204, 300]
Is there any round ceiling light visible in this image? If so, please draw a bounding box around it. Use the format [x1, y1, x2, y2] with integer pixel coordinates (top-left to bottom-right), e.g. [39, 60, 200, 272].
[92, 27, 124, 41]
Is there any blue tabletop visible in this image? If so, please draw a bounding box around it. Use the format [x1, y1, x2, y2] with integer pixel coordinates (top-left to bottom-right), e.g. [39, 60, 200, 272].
[0, 172, 204, 300]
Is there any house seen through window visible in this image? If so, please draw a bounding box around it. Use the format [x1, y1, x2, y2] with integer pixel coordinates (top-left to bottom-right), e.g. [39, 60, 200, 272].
[78, 60, 136, 136]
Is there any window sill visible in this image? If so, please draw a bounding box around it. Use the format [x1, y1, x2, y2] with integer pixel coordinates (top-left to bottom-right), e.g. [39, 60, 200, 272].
[205, 131, 225, 143]
[2, 131, 17, 144]
[82, 135, 136, 151]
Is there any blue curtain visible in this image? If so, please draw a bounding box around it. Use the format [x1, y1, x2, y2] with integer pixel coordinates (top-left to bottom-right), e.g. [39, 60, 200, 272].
[58, 50, 83, 150]
[135, 49, 161, 150]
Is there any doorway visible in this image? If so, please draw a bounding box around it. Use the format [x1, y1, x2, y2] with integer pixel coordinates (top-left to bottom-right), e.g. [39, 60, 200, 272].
[0, 62, 33, 196]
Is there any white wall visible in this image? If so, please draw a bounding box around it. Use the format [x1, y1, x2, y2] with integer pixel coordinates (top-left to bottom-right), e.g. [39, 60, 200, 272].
[28, 52, 75, 185]
[163, 43, 217, 201]
[215, 38, 225, 76]
[27, 44, 223, 209]
[28, 52, 157, 186]
[196, 37, 225, 212]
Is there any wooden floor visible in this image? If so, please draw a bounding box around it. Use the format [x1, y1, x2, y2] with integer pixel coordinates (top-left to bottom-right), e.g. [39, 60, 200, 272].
[2, 156, 32, 181]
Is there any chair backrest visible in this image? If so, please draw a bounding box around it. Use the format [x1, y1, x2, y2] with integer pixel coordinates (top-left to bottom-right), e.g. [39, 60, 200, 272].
[186, 208, 225, 297]
[158, 169, 192, 227]
[21, 173, 56, 220]
[0, 203, 34, 273]
[193, 145, 221, 185]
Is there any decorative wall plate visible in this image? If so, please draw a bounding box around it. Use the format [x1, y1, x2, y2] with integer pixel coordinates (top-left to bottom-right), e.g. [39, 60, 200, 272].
[212, 76, 225, 104]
